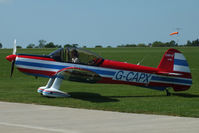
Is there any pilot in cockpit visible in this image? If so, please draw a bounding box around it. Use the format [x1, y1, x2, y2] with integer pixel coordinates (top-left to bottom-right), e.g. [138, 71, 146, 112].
[71, 49, 80, 63]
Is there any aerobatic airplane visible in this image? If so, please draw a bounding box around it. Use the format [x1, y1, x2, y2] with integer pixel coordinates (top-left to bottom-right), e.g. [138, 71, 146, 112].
[6, 40, 192, 97]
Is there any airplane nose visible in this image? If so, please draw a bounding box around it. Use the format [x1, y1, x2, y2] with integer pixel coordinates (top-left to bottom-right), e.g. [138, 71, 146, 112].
[6, 55, 16, 62]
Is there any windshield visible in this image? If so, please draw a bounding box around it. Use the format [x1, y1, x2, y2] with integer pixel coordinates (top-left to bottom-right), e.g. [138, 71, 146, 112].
[49, 47, 104, 66]
[49, 48, 65, 62]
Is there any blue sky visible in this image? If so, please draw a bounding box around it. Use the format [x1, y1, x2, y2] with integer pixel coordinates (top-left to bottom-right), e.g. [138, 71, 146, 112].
[0, 0, 198, 48]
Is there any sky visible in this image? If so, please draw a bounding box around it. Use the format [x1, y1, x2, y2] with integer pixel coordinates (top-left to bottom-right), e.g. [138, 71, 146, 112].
[0, 0, 199, 48]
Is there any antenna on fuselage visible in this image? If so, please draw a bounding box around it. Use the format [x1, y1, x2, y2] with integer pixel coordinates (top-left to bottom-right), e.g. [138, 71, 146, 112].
[137, 57, 145, 65]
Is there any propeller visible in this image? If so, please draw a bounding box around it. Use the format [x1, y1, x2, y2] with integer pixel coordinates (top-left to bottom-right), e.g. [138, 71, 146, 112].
[6, 39, 17, 77]
[11, 39, 17, 77]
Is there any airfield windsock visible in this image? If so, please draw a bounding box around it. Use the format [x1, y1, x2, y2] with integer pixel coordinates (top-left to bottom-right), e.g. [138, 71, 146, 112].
[169, 32, 179, 36]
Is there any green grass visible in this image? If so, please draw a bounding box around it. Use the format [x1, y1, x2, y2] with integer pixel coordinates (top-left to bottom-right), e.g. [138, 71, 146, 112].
[0, 47, 199, 117]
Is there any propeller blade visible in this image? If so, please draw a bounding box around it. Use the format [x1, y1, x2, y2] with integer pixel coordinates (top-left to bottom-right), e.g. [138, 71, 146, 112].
[13, 39, 16, 55]
[10, 59, 15, 78]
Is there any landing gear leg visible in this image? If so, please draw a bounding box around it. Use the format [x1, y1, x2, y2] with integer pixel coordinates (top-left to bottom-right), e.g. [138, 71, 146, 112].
[37, 78, 55, 94]
[165, 89, 171, 96]
[42, 77, 70, 98]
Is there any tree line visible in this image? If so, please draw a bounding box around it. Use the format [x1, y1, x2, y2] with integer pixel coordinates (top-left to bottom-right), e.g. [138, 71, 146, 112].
[0, 38, 199, 49]
[117, 39, 199, 48]
[26, 40, 79, 48]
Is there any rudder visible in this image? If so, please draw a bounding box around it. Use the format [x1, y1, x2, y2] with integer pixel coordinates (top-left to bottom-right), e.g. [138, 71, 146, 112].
[157, 48, 192, 91]
[158, 48, 191, 73]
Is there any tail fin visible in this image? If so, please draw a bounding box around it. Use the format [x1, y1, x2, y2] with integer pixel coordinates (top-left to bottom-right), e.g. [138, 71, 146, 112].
[157, 48, 192, 91]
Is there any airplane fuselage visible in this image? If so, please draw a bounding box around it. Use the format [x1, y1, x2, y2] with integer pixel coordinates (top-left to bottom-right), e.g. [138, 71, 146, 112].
[14, 53, 192, 92]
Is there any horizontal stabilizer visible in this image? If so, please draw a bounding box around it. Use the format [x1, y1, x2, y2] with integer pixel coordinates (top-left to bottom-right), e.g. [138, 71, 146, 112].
[156, 71, 182, 76]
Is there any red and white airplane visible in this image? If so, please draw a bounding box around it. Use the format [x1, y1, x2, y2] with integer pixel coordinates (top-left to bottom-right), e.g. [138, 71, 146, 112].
[6, 40, 192, 97]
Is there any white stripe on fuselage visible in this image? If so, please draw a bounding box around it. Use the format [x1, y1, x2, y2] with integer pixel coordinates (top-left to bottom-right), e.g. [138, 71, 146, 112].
[16, 64, 59, 72]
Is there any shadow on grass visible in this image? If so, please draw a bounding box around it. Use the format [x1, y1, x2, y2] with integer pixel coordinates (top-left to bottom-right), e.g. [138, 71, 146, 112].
[108, 93, 199, 98]
[172, 93, 199, 98]
[69, 92, 171, 102]
[69, 92, 199, 103]
[69, 92, 119, 103]
[109, 95, 167, 98]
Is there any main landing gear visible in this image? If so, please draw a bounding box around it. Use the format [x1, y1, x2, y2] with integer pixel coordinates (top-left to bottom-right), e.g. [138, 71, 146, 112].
[165, 89, 171, 96]
[37, 77, 70, 98]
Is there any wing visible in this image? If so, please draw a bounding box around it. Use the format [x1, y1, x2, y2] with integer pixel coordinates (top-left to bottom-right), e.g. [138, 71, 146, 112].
[55, 67, 102, 83]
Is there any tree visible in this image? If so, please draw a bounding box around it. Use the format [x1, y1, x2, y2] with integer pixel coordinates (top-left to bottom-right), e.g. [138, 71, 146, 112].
[45, 42, 56, 48]
[126, 44, 137, 47]
[137, 43, 146, 47]
[152, 41, 164, 47]
[186, 40, 192, 46]
[17, 45, 22, 49]
[192, 39, 199, 46]
[117, 44, 125, 47]
[169, 40, 177, 47]
[72, 44, 78, 48]
[95, 45, 103, 48]
[26, 43, 35, 48]
[117, 44, 136, 47]
[38, 40, 46, 48]
[64, 44, 72, 48]
[55, 45, 62, 48]
[184, 39, 199, 46]
[0, 43, 2, 48]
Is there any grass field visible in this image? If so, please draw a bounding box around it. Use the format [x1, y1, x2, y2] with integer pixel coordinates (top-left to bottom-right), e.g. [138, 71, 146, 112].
[0, 47, 199, 117]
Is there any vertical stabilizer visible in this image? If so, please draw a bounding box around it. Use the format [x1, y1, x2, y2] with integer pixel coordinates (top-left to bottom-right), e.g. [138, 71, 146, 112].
[157, 48, 192, 91]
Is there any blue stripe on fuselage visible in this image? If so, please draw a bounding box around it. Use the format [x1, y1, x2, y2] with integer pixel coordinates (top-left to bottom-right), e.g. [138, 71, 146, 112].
[151, 76, 192, 85]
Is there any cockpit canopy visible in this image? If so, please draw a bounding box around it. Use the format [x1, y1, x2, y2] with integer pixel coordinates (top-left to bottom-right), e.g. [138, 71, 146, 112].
[49, 47, 104, 66]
